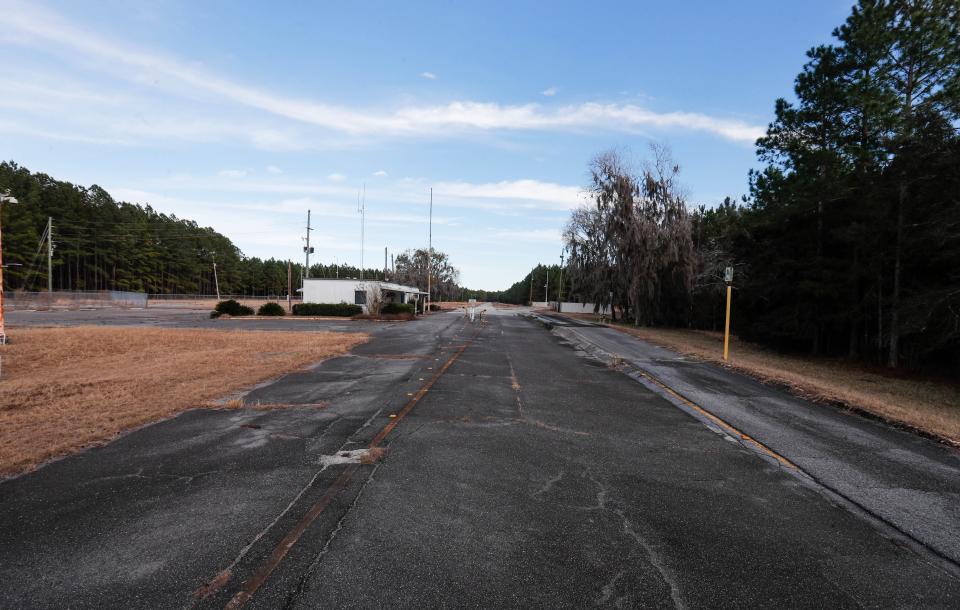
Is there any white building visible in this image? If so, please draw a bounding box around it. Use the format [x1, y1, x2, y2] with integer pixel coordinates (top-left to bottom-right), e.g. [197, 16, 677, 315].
[300, 279, 427, 313]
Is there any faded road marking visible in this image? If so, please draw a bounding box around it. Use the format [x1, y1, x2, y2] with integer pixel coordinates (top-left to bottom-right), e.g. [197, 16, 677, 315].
[219, 323, 481, 609]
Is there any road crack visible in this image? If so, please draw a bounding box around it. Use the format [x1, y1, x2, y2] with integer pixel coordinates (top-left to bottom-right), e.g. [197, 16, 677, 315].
[586, 471, 687, 610]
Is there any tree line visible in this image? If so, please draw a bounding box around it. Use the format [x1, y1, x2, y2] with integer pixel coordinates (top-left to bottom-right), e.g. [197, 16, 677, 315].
[512, 0, 958, 372]
[735, 0, 959, 370]
[496, 263, 571, 305]
[0, 162, 469, 298]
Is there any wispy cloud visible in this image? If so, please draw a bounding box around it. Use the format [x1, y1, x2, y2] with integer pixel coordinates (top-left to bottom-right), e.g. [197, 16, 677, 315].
[542, 87, 557, 97]
[217, 169, 248, 178]
[326, 173, 347, 182]
[433, 179, 585, 211]
[372, 170, 388, 177]
[266, 165, 283, 174]
[420, 71, 438, 80]
[143, 173, 584, 213]
[2, 2, 765, 144]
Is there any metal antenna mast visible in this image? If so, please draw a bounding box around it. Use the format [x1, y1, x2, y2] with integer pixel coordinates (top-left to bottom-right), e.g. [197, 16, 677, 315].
[358, 185, 365, 280]
[427, 187, 433, 312]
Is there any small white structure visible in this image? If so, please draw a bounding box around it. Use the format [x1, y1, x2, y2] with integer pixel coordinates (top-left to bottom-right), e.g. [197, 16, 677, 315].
[558, 302, 611, 315]
[301, 279, 426, 313]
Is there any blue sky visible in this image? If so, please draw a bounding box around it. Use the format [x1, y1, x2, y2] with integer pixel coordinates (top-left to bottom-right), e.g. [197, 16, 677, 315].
[0, 0, 854, 289]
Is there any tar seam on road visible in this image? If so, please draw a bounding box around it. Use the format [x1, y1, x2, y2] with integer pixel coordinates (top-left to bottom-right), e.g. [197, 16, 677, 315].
[220, 322, 481, 610]
[563, 327, 800, 469]
[560, 325, 960, 579]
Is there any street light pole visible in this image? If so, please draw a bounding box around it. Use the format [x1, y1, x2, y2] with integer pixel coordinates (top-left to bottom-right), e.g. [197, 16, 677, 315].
[0, 191, 20, 345]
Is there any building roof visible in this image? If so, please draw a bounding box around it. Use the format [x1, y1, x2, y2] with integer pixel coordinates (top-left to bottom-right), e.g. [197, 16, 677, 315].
[302, 278, 424, 294]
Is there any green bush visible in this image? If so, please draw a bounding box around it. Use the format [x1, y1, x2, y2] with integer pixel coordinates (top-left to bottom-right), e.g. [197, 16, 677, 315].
[292, 302, 362, 317]
[214, 299, 254, 316]
[258, 302, 286, 316]
[429, 303, 441, 311]
[381, 302, 415, 315]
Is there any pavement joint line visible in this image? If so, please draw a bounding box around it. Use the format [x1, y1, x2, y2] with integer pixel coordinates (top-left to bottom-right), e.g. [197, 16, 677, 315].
[557, 324, 960, 579]
[219, 321, 482, 610]
[562, 327, 799, 470]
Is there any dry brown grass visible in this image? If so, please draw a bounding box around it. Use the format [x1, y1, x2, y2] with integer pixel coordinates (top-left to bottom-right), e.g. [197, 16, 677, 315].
[606, 323, 960, 443]
[0, 326, 366, 477]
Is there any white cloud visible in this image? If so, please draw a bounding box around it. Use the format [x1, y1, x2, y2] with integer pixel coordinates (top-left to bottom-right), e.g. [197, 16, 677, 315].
[217, 169, 248, 178]
[266, 165, 283, 174]
[149, 174, 586, 213]
[2, 3, 765, 144]
[327, 173, 347, 182]
[420, 71, 437, 80]
[372, 170, 388, 177]
[433, 179, 586, 210]
[542, 87, 557, 97]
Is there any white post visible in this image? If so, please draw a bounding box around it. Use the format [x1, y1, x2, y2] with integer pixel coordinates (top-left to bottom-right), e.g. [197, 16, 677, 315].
[212, 253, 221, 301]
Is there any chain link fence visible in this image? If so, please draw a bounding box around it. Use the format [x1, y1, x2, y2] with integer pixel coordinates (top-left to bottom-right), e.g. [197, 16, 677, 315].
[5, 291, 148, 310]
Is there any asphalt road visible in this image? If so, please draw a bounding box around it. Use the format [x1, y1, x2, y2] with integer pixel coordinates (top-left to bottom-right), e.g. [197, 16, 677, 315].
[538, 314, 960, 568]
[2, 306, 959, 608]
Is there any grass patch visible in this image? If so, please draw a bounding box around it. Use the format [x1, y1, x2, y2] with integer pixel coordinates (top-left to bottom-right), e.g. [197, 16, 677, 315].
[603, 322, 960, 443]
[0, 326, 367, 477]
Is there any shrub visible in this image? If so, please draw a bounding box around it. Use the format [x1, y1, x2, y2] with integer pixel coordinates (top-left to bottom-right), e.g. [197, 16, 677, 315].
[429, 303, 441, 312]
[381, 302, 415, 315]
[214, 299, 254, 317]
[258, 302, 286, 316]
[292, 302, 363, 317]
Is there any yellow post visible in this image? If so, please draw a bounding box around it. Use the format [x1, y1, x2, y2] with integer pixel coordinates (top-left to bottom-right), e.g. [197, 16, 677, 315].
[723, 284, 732, 361]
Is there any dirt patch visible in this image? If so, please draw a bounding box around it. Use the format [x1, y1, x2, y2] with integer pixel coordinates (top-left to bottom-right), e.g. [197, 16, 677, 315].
[606, 324, 960, 444]
[0, 326, 366, 477]
[360, 446, 387, 464]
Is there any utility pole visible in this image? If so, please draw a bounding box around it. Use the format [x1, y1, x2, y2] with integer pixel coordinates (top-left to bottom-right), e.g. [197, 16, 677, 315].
[528, 271, 533, 305]
[303, 210, 313, 282]
[544, 272, 549, 304]
[427, 187, 432, 312]
[47, 217, 54, 293]
[384, 247, 388, 280]
[287, 260, 292, 313]
[211, 253, 221, 301]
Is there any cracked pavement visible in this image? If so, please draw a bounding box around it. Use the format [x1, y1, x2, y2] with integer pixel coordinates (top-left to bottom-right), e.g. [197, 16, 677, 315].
[2, 307, 960, 608]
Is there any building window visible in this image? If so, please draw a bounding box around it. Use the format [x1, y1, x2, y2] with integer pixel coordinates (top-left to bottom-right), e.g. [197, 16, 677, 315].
[354, 290, 366, 305]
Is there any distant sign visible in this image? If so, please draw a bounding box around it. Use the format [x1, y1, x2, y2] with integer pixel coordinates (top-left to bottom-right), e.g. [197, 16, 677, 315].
[468, 298, 477, 304]
[724, 267, 734, 284]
